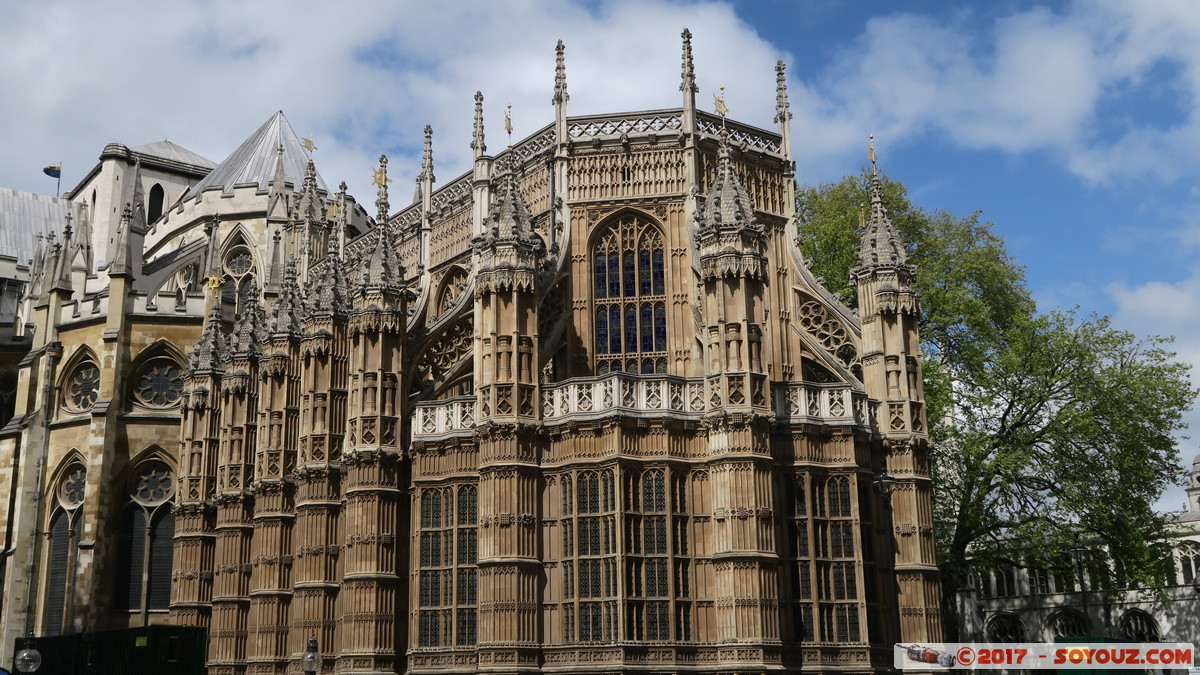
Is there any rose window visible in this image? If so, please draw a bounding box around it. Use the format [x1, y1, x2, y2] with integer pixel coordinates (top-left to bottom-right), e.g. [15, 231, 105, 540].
[133, 465, 173, 505]
[60, 467, 87, 507]
[134, 360, 184, 408]
[68, 363, 100, 411]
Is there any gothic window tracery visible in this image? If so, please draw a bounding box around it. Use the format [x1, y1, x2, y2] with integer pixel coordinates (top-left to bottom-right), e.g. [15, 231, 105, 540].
[221, 243, 257, 314]
[562, 468, 618, 643]
[417, 484, 477, 647]
[593, 215, 667, 375]
[132, 358, 184, 409]
[1179, 541, 1200, 584]
[621, 468, 689, 643]
[113, 461, 175, 612]
[986, 613, 1024, 643]
[1048, 609, 1089, 639]
[64, 361, 100, 413]
[812, 474, 862, 642]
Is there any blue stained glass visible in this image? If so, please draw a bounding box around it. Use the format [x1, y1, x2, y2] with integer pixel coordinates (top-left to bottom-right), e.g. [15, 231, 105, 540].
[639, 250, 651, 295]
[596, 308, 609, 354]
[652, 249, 665, 295]
[642, 359, 654, 374]
[608, 255, 620, 297]
[641, 304, 653, 351]
[595, 255, 607, 299]
[654, 303, 667, 351]
[609, 307, 622, 354]
[625, 305, 637, 353]
[623, 252, 635, 297]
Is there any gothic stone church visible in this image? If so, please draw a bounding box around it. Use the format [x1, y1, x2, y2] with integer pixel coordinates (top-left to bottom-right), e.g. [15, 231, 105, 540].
[0, 32, 941, 675]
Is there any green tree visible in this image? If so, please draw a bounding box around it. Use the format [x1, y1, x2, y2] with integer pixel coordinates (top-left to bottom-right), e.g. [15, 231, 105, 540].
[796, 171, 1194, 639]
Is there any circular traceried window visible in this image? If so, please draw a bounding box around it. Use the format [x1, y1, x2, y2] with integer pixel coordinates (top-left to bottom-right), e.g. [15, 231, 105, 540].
[224, 247, 254, 277]
[59, 466, 87, 508]
[131, 464, 174, 505]
[67, 363, 100, 412]
[134, 359, 184, 408]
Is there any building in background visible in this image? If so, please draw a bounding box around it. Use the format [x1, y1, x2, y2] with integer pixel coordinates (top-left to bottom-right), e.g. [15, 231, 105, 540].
[0, 32, 941, 675]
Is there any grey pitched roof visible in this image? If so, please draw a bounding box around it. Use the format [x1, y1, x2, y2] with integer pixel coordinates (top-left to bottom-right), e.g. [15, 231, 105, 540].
[186, 111, 327, 198]
[131, 140, 216, 170]
[0, 187, 81, 268]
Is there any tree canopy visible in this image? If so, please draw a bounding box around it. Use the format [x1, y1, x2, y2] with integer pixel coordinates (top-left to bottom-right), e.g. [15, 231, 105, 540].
[796, 171, 1195, 639]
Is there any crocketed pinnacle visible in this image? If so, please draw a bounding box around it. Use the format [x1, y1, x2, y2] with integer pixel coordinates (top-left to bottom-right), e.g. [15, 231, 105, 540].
[230, 281, 267, 357]
[471, 92, 486, 155]
[680, 28, 698, 94]
[553, 40, 569, 105]
[696, 129, 760, 237]
[359, 220, 404, 293]
[295, 158, 324, 226]
[775, 60, 792, 124]
[856, 171, 909, 268]
[109, 203, 135, 277]
[484, 156, 539, 246]
[306, 250, 350, 316]
[420, 126, 434, 183]
[190, 301, 228, 373]
[268, 261, 306, 338]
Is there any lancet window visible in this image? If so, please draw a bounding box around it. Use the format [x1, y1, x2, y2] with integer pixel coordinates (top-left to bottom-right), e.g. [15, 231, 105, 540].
[221, 242, 258, 314]
[812, 474, 862, 643]
[592, 215, 667, 375]
[622, 468, 690, 642]
[44, 462, 87, 635]
[417, 484, 477, 648]
[113, 462, 175, 614]
[561, 469, 618, 643]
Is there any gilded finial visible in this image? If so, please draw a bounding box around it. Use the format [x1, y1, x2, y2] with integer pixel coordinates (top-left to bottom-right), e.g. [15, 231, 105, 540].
[868, 134, 877, 175]
[505, 103, 513, 146]
[374, 154, 391, 226]
[301, 135, 317, 153]
[714, 85, 728, 124]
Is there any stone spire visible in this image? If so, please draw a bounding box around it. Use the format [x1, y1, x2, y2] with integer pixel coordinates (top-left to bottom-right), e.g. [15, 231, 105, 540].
[484, 156, 538, 245]
[473, 155, 544, 292]
[267, 261, 306, 338]
[680, 28, 698, 93]
[471, 91, 487, 158]
[358, 214, 404, 294]
[305, 251, 350, 316]
[229, 281, 266, 357]
[190, 300, 228, 373]
[855, 145, 910, 270]
[51, 213, 75, 293]
[374, 155, 390, 226]
[266, 144, 290, 222]
[333, 180, 349, 257]
[267, 228, 283, 292]
[552, 40, 569, 105]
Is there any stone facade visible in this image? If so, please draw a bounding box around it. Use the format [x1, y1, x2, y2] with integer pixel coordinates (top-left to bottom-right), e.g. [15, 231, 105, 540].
[0, 32, 941, 674]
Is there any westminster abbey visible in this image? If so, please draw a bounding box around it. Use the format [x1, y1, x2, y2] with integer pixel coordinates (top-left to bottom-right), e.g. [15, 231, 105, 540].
[0, 31, 941, 674]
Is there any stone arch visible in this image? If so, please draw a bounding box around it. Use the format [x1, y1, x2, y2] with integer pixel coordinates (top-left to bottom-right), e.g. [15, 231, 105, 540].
[1119, 608, 1160, 641]
[589, 211, 668, 375]
[147, 183, 165, 224]
[985, 612, 1025, 643]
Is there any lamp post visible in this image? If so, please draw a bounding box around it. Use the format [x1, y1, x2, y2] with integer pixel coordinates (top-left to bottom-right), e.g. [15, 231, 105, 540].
[13, 634, 41, 673]
[301, 636, 320, 675]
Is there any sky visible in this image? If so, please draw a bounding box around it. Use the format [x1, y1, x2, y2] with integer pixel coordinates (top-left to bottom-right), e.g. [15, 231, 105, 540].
[2, 0, 1199, 509]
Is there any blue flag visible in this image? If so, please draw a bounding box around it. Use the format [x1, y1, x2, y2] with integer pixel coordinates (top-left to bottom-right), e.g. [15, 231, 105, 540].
[43, 165, 61, 178]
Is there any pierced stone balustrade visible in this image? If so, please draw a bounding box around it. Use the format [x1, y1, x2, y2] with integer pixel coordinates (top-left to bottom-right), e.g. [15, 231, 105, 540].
[772, 382, 877, 430]
[411, 395, 476, 441]
[541, 372, 706, 424]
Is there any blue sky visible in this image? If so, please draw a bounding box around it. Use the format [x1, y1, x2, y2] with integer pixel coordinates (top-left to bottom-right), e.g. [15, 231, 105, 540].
[1, 0, 1198, 508]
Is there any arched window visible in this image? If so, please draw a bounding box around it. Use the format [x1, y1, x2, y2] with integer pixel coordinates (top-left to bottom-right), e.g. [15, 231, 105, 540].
[131, 356, 185, 409]
[1119, 609, 1160, 641]
[147, 184, 165, 224]
[563, 469, 618, 643]
[1179, 541, 1200, 584]
[417, 484, 476, 648]
[44, 463, 87, 635]
[1047, 609, 1088, 639]
[593, 215, 667, 375]
[113, 462, 175, 614]
[221, 241, 257, 315]
[986, 613, 1025, 643]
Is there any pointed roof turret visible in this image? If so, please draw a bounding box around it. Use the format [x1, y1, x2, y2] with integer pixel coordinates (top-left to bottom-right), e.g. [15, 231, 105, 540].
[358, 217, 404, 294]
[189, 301, 228, 373]
[187, 111, 327, 198]
[855, 137, 910, 270]
[471, 92, 487, 158]
[305, 251, 350, 316]
[268, 261, 306, 338]
[484, 156, 539, 246]
[696, 129, 761, 239]
[230, 281, 266, 357]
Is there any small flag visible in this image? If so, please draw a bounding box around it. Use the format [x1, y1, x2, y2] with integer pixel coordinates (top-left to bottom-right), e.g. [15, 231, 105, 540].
[43, 165, 61, 178]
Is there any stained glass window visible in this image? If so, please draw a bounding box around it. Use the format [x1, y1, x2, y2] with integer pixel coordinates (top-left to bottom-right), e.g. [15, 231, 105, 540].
[133, 465, 173, 505]
[59, 466, 86, 507]
[593, 215, 668, 375]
